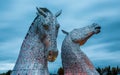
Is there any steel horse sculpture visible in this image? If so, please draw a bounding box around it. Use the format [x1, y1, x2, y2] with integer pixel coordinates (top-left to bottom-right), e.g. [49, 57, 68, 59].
[61, 23, 101, 75]
[11, 7, 61, 75]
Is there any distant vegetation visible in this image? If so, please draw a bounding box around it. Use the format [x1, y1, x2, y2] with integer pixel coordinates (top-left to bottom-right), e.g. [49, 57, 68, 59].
[0, 70, 12, 75]
[0, 66, 120, 75]
[96, 66, 120, 75]
[57, 66, 120, 75]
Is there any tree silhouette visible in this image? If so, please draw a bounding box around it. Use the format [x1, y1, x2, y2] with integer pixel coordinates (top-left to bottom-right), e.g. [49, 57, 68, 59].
[0, 70, 12, 75]
[0, 66, 120, 75]
[57, 67, 64, 75]
[57, 66, 120, 75]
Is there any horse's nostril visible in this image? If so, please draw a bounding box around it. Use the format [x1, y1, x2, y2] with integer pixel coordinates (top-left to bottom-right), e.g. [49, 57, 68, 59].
[49, 51, 52, 56]
[49, 53, 52, 56]
[95, 26, 101, 29]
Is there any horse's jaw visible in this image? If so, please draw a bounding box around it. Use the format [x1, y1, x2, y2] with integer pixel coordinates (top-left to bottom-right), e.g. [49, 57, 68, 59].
[47, 50, 58, 62]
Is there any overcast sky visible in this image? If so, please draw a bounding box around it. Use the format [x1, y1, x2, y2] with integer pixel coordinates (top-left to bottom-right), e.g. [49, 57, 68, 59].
[0, 0, 120, 74]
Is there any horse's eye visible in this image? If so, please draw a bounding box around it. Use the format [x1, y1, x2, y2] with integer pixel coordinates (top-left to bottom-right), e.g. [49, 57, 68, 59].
[56, 24, 60, 30]
[43, 24, 49, 30]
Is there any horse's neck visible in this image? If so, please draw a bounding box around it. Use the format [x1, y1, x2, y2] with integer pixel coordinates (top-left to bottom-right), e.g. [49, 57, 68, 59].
[17, 18, 47, 65]
[11, 16, 50, 75]
[14, 23, 48, 71]
[21, 21, 41, 51]
[21, 15, 42, 51]
[63, 36, 95, 73]
[64, 35, 80, 51]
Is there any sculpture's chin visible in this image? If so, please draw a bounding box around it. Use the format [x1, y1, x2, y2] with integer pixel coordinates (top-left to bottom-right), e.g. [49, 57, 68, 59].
[47, 51, 58, 62]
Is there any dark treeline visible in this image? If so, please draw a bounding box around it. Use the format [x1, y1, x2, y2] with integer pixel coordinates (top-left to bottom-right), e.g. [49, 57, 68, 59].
[96, 66, 120, 75]
[57, 66, 120, 75]
[0, 70, 12, 75]
[0, 66, 120, 75]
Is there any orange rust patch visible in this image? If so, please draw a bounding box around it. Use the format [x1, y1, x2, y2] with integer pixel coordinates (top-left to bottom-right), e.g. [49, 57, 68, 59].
[74, 32, 94, 45]
[44, 39, 50, 48]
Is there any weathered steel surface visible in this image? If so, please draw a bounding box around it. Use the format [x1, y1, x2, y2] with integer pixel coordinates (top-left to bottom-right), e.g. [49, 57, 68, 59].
[61, 23, 101, 75]
[11, 7, 61, 75]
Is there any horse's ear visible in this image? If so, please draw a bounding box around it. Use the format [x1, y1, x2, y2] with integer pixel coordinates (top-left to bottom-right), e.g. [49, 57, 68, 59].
[62, 30, 69, 35]
[55, 10, 62, 17]
[36, 7, 47, 17]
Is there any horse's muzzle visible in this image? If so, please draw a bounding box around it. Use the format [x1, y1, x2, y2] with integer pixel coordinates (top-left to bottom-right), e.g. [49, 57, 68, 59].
[47, 50, 58, 62]
[94, 26, 101, 34]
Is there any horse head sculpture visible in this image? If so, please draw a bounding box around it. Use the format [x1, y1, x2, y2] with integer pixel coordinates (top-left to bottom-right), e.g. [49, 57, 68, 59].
[61, 23, 101, 75]
[11, 7, 62, 75]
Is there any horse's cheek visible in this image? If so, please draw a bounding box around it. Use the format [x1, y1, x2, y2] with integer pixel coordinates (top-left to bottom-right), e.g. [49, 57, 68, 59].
[44, 39, 50, 48]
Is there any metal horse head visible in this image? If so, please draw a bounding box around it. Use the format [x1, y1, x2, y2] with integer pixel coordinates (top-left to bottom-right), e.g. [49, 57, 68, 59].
[62, 23, 101, 45]
[36, 7, 62, 62]
[61, 23, 101, 75]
